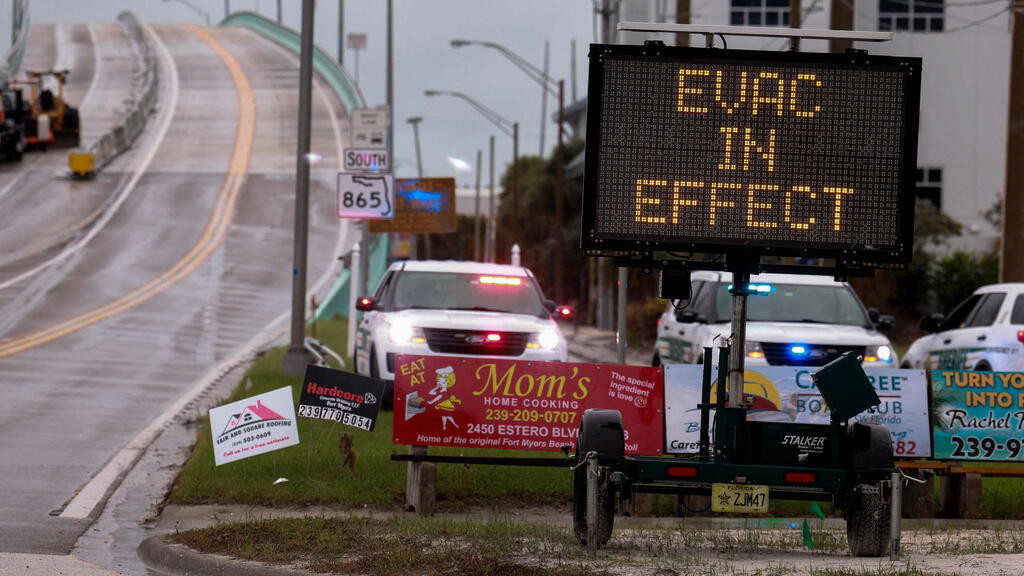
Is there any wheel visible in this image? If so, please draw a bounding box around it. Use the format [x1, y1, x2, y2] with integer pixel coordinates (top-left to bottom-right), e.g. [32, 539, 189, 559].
[845, 484, 891, 557]
[975, 362, 991, 371]
[572, 409, 623, 547]
[651, 353, 661, 367]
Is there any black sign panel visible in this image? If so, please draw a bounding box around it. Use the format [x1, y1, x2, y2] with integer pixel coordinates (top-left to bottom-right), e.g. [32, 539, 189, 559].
[298, 365, 385, 431]
[582, 45, 921, 263]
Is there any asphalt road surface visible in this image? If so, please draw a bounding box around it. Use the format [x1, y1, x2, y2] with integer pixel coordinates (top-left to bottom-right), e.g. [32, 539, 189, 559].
[0, 21, 353, 558]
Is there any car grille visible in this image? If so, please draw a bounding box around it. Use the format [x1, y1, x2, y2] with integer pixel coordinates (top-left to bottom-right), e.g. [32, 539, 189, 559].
[423, 328, 529, 356]
[760, 342, 866, 367]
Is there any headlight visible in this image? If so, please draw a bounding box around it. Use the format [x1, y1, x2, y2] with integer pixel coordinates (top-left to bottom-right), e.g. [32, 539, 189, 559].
[386, 318, 425, 344]
[528, 328, 562, 350]
[864, 345, 892, 363]
[745, 341, 764, 359]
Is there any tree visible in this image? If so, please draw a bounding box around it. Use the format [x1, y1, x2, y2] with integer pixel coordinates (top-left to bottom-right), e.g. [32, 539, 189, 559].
[495, 138, 587, 303]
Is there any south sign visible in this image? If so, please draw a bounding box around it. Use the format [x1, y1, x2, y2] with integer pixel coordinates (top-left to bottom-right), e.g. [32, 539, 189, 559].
[581, 45, 922, 263]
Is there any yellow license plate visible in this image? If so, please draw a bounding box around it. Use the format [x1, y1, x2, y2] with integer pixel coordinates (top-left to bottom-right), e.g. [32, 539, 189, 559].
[711, 483, 769, 513]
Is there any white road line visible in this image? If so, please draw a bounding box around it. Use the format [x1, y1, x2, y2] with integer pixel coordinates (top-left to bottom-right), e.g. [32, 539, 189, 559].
[60, 23, 180, 520]
[61, 27, 353, 521]
[0, 23, 179, 293]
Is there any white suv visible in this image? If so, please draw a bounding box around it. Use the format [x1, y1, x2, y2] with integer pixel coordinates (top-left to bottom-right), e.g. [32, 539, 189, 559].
[653, 271, 897, 368]
[354, 260, 570, 405]
[902, 283, 1024, 371]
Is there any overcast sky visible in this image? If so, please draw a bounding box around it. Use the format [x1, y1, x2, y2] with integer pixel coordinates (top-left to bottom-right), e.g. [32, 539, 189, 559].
[26, 0, 598, 187]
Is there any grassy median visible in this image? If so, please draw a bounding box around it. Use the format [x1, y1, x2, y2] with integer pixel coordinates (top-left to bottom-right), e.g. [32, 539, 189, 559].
[170, 315, 572, 509]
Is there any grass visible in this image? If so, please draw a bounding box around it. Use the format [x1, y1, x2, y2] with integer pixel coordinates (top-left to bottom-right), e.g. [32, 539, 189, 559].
[170, 315, 572, 510]
[172, 515, 605, 575]
[170, 513, 1024, 576]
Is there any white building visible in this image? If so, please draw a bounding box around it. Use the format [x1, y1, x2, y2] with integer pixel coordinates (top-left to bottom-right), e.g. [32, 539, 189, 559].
[585, 0, 1013, 252]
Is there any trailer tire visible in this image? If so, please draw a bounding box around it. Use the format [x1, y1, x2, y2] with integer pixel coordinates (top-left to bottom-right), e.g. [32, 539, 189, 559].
[572, 409, 623, 547]
[845, 484, 890, 557]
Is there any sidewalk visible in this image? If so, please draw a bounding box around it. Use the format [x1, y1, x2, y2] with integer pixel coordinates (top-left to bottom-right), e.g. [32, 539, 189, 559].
[562, 322, 651, 367]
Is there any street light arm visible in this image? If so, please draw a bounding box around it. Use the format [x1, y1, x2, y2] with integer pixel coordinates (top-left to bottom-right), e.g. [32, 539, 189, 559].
[451, 39, 559, 97]
[424, 89, 515, 138]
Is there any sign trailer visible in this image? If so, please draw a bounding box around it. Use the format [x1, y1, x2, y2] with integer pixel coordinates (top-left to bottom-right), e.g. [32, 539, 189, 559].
[568, 34, 922, 557]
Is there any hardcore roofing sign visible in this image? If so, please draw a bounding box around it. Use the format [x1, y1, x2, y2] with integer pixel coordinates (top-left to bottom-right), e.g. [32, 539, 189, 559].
[209, 386, 300, 466]
[582, 45, 922, 263]
[392, 355, 664, 455]
[298, 365, 385, 431]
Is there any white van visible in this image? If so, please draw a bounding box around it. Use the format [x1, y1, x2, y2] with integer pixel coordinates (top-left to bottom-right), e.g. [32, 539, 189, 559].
[653, 271, 896, 368]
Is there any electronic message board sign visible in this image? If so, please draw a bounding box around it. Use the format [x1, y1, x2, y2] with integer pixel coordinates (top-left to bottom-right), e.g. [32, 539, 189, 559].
[582, 45, 921, 264]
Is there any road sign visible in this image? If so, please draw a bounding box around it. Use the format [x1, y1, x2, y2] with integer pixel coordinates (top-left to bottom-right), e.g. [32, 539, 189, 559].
[344, 148, 390, 172]
[581, 45, 922, 265]
[338, 172, 394, 219]
[347, 33, 367, 50]
[369, 177, 457, 234]
[351, 108, 388, 148]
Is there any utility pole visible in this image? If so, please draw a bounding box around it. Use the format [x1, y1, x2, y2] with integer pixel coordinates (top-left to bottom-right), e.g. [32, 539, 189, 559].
[282, 0, 316, 375]
[224, 0, 229, 19]
[276, 0, 282, 24]
[830, 0, 853, 53]
[675, 0, 690, 47]
[789, 0, 801, 51]
[1003, 6, 1024, 281]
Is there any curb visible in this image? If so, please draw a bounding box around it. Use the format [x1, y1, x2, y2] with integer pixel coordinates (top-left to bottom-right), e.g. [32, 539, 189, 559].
[138, 536, 308, 576]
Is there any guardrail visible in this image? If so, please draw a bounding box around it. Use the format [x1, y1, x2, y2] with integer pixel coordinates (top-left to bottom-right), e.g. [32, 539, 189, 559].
[221, 11, 387, 320]
[75, 11, 159, 175]
[220, 11, 365, 112]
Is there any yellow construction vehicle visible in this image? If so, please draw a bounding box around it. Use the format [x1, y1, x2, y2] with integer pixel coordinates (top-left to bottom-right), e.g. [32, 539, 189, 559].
[19, 70, 80, 149]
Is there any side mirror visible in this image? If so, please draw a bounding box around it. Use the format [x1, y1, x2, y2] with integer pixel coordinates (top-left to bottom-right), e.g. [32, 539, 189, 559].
[920, 313, 944, 333]
[876, 314, 896, 331]
[554, 305, 576, 321]
[355, 296, 375, 312]
[867, 307, 881, 323]
[543, 299, 557, 314]
[675, 309, 705, 323]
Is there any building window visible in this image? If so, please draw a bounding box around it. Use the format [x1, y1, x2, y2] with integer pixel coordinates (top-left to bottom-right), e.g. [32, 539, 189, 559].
[879, 0, 944, 32]
[731, 0, 790, 27]
[916, 167, 942, 209]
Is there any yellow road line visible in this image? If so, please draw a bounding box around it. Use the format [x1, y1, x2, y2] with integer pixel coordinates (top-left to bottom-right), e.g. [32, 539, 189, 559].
[0, 26, 255, 359]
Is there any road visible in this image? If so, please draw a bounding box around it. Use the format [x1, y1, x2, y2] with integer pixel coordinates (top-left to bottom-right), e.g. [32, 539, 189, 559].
[0, 20, 353, 562]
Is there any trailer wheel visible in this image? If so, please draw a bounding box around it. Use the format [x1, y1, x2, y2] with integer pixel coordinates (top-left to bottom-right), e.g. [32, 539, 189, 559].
[572, 409, 623, 547]
[845, 484, 890, 557]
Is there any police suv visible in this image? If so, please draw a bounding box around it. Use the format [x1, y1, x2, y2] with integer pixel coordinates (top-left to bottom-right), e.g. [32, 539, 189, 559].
[354, 260, 571, 405]
[653, 271, 896, 368]
[901, 283, 1024, 371]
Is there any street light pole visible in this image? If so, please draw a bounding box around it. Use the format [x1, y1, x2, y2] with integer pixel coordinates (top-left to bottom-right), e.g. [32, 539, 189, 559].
[408, 115, 428, 259]
[555, 79, 565, 303]
[282, 0, 316, 375]
[474, 148, 482, 262]
[488, 134, 495, 263]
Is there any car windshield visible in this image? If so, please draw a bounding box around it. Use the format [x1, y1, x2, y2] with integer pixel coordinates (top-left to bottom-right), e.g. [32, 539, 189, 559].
[392, 271, 548, 316]
[714, 282, 869, 327]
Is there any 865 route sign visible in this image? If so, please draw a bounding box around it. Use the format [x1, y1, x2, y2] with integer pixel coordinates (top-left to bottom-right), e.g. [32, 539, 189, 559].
[337, 172, 394, 219]
[582, 45, 922, 263]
